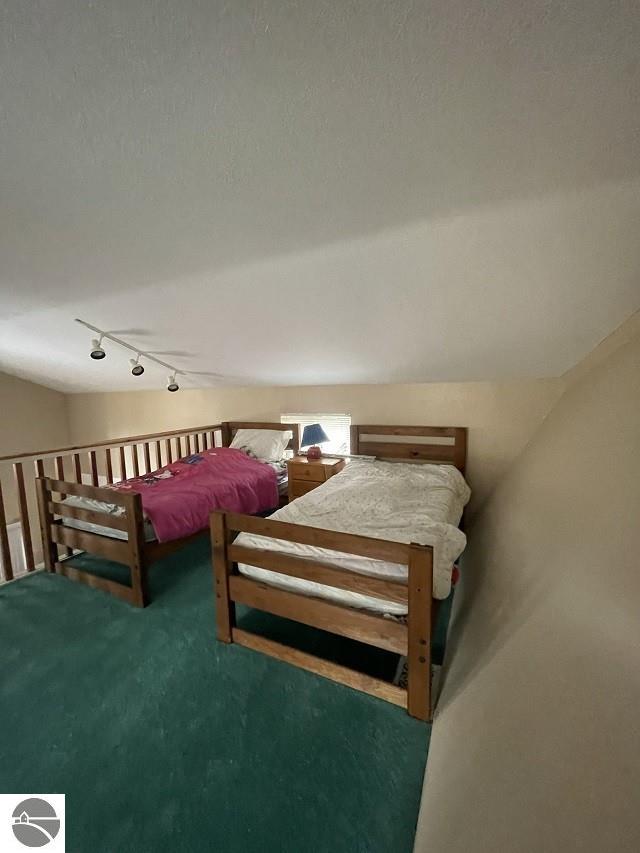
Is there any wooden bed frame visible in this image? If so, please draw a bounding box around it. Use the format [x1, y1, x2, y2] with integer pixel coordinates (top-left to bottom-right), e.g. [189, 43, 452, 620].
[36, 421, 300, 607]
[211, 424, 467, 721]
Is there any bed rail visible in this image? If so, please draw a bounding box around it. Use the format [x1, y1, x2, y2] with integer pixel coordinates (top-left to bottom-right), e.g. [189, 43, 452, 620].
[36, 477, 149, 606]
[211, 510, 435, 721]
[350, 424, 467, 472]
[221, 421, 300, 453]
[0, 422, 223, 582]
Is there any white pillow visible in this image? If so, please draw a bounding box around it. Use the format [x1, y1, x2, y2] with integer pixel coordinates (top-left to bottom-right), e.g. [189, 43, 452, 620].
[230, 428, 293, 462]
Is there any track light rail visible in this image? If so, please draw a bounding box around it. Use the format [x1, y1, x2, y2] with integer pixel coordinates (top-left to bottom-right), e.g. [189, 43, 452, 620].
[75, 318, 184, 390]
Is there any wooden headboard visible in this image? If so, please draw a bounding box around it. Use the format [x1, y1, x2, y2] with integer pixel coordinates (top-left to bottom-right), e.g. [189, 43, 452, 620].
[350, 425, 467, 474]
[220, 421, 300, 454]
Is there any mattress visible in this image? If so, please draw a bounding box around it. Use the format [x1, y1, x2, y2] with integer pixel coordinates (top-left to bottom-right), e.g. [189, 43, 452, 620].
[59, 495, 158, 542]
[59, 458, 288, 542]
[236, 460, 471, 616]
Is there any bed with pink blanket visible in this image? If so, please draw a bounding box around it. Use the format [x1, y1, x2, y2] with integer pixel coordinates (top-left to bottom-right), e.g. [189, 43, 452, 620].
[60, 447, 282, 543]
[36, 421, 299, 607]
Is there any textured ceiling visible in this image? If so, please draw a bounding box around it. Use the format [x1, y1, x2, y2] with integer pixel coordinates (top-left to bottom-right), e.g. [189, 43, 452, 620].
[0, 0, 638, 392]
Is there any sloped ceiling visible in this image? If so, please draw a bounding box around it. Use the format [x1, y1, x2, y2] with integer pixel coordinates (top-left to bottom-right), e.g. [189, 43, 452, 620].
[0, 0, 638, 392]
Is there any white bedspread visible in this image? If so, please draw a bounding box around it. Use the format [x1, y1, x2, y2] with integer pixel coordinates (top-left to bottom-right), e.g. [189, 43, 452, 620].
[236, 460, 471, 615]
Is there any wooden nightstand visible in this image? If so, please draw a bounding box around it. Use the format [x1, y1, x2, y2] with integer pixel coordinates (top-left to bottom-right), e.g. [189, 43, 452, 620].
[287, 456, 345, 501]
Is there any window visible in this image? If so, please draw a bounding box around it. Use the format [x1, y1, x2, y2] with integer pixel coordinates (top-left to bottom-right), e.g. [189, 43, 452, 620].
[280, 413, 351, 455]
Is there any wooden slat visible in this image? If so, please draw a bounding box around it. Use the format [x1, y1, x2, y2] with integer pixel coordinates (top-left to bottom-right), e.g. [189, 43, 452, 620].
[131, 445, 140, 478]
[358, 441, 455, 462]
[165, 438, 173, 464]
[54, 456, 65, 498]
[233, 629, 407, 708]
[212, 511, 235, 642]
[13, 462, 34, 572]
[407, 543, 433, 721]
[229, 575, 407, 654]
[175, 436, 183, 459]
[0, 480, 14, 581]
[34, 458, 44, 477]
[55, 455, 65, 485]
[73, 453, 82, 483]
[49, 500, 129, 531]
[54, 456, 73, 556]
[224, 512, 411, 564]
[36, 477, 58, 572]
[201, 432, 208, 450]
[209, 430, 216, 448]
[50, 523, 131, 563]
[357, 425, 461, 437]
[119, 446, 127, 481]
[44, 478, 131, 505]
[143, 442, 151, 474]
[105, 448, 113, 483]
[55, 561, 136, 605]
[194, 434, 200, 453]
[88, 450, 99, 486]
[228, 545, 408, 604]
[155, 440, 162, 469]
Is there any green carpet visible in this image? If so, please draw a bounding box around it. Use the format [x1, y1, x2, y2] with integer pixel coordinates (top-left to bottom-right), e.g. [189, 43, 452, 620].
[0, 538, 445, 853]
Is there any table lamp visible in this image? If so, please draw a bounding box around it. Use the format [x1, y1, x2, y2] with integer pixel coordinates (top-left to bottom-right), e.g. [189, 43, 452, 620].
[301, 423, 329, 460]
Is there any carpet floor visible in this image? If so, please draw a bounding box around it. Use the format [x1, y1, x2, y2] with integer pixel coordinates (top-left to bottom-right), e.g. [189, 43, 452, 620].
[0, 537, 449, 853]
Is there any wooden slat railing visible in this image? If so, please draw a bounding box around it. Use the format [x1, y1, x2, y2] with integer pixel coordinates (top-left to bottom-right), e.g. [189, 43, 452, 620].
[0, 422, 223, 583]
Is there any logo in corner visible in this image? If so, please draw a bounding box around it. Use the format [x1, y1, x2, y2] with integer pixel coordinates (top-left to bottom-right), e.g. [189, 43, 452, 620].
[11, 798, 60, 848]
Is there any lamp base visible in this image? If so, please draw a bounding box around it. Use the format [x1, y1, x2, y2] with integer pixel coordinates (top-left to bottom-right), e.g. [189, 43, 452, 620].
[306, 445, 322, 460]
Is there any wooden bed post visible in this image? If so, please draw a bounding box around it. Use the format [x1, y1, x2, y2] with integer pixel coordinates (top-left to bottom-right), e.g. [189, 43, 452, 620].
[350, 425, 360, 455]
[125, 492, 148, 608]
[211, 511, 235, 642]
[407, 543, 434, 721]
[35, 477, 58, 573]
[220, 422, 232, 447]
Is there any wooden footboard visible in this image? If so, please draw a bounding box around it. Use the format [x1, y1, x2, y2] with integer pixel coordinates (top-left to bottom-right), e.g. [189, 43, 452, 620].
[211, 510, 435, 721]
[36, 477, 149, 607]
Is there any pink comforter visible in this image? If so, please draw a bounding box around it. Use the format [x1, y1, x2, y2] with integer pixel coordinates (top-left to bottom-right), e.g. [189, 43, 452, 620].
[111, 447, 278, 542]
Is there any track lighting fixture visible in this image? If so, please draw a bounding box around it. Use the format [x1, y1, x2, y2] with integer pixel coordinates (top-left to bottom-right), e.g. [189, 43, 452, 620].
[130, 355, 145, 377]
[76, 319, 185, 391]
[90, 337, 106, 360]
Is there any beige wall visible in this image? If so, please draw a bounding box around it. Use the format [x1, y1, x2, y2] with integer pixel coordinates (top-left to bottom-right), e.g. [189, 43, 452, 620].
[66, 379, 564, 516]
[0, 370, 70, 524]
[414, 327, 640, 850]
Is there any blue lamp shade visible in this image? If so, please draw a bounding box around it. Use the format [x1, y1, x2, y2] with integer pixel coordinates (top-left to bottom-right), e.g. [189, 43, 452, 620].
[301, 423, 329, 448]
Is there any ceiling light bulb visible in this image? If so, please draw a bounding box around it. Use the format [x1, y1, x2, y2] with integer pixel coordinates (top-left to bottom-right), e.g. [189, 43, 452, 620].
[90, 337, 106, 360]
[167, 374, 179, 392]
[130, 356, 144, 376]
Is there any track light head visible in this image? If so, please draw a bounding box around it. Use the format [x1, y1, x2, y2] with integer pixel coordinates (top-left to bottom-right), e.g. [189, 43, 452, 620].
[90, 337, 106, 360]
[167, 373, 179, 392]
[129, 356, 145, 377]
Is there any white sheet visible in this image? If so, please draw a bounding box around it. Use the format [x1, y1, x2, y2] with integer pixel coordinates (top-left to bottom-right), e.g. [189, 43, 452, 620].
[236, 460, 471, 615]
